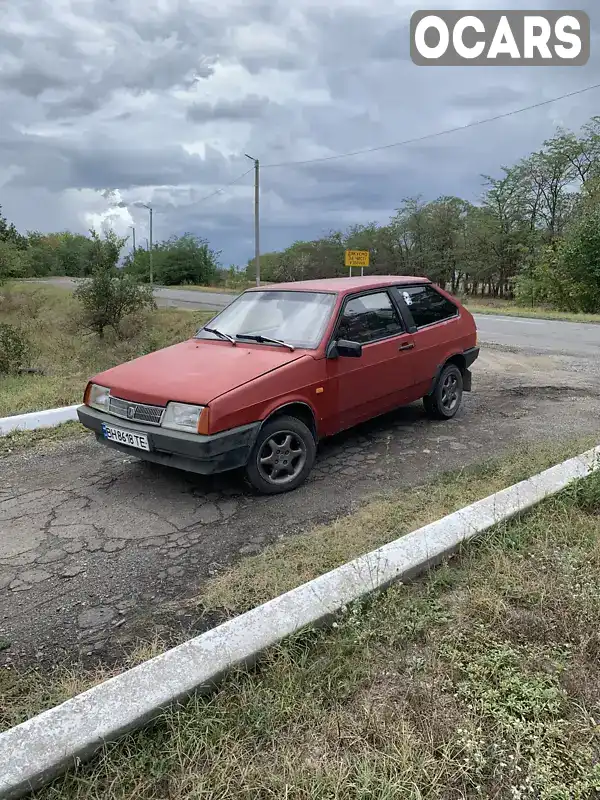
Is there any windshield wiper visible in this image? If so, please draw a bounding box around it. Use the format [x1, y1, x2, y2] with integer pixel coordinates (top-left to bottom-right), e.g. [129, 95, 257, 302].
[203, 326, 236, 344]
[236, 333, 295, 352]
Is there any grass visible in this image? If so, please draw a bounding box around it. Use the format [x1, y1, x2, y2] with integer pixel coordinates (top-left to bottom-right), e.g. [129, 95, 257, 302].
[3, 440, 600, 799]
[464, 297, 600, 325]
[0, 284, 214, 417]
[194, 438, 596, 614]
[0, 422, 89, 457]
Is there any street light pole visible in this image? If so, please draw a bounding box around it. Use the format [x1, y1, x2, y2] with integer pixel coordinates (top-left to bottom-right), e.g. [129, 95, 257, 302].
[141, 204, 153, 287]
[245, 154, 260, 286]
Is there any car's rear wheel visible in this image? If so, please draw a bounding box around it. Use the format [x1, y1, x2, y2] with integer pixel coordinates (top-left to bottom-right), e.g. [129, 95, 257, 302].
[245, 415, 316, 494]
[424, 363, 463, 420]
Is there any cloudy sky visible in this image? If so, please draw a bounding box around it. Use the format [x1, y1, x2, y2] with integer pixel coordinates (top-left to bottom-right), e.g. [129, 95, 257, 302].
[1, 0, 598, 266]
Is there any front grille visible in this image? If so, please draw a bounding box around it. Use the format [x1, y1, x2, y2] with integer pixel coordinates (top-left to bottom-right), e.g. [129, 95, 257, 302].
[108, 396, 165, 426]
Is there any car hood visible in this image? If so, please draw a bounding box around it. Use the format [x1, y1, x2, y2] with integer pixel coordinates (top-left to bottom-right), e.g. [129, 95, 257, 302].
[91, 339, 309, 406]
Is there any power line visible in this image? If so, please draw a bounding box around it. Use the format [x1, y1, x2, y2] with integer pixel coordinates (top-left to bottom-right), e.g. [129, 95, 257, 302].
[195, 167, 254, 204]
[262, 82, 600, 169]
[189, 82, 600, 206]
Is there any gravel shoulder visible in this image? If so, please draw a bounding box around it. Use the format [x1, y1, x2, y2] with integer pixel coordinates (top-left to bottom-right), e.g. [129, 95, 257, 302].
[1, 345, 599, 668]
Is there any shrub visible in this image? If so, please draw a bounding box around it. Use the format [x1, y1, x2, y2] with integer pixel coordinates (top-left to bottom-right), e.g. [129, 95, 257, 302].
[74, 230, 155, 338]
[0, 323, 30, 375]
[0, 241, 30, 285]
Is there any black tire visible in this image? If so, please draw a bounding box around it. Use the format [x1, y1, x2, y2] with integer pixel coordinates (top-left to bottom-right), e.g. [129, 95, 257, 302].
[423, 363, 463, 420]
[245, 415, 316, 494]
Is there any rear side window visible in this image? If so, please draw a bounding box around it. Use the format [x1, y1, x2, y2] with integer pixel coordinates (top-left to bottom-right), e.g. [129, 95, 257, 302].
[400, 285, 458, 328]
[337, 291, 404, 344]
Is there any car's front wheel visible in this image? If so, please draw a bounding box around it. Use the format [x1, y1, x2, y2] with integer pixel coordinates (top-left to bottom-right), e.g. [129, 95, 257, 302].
[245, 415, 316, 494]
[423, 363, 463, 420]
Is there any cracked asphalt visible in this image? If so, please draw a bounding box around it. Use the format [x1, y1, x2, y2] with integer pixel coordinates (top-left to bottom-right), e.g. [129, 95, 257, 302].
[1, 345, 600, 668]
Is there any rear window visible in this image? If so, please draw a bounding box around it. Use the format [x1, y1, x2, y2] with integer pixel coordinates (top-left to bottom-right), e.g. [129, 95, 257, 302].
[399, 285, 458, 327]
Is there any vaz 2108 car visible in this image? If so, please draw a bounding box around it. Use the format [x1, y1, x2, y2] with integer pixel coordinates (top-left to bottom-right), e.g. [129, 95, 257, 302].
[78, 277, 479, 494]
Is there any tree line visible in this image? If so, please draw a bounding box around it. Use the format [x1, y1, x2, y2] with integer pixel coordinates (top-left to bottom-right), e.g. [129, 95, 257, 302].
[0, 216, 226, 288]
[246, 116, 600, 312]
[2, 115, 600, 312]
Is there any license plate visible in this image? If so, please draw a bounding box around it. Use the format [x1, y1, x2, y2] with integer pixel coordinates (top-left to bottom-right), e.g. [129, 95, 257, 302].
[101, 424, 150, 451]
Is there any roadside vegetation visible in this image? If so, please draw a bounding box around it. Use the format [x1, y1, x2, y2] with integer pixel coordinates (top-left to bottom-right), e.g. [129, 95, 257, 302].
[463, 297, 600, 325]
[3, 440, 600, 799]
[0, 281, 213, 417]
[3, 116, 600, 315]
[0, 422, 89, 457]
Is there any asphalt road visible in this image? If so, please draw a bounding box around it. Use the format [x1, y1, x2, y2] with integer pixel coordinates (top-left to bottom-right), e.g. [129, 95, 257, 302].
[474, 314, 600, 358]
[2, 347, 600, 668]
[36, 276, 236, 312]
[37, 276, 600, 355]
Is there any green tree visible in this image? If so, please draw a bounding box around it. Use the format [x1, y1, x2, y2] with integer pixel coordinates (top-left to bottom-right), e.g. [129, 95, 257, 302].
[123, 234, 221, 286]
[75, 230, 155, 338]
[0, 205, 27, 249]
[554, 205, 600, 312]
[246, 251, 285, 283]
[0, 240, 29, 284]
[25, 231, 98, 277]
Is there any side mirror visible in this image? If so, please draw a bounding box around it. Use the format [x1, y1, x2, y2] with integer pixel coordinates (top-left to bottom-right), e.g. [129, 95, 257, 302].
[336, 339, 363, 358]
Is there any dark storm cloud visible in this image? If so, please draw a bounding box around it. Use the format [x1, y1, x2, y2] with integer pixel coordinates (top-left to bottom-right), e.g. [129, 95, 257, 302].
[452, 86, 526, 109]
[239, 52, 307, 75]
[1, 65, 67, 97]
[1, 0, 599, 266]
[0, 31, 25, 56]
[45, 93, 104, 120]
[187, 95, 272, 122]
[303, 6, 412, 65]
[2, 127, 233, 193]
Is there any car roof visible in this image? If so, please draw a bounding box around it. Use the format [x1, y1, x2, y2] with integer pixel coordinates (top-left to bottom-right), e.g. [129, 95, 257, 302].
[246, 276, 431, 294]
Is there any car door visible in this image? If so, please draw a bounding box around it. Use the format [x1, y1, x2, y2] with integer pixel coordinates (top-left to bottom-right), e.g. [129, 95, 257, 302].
[392, 284, 461, 396]
[325, 289, 418, 433]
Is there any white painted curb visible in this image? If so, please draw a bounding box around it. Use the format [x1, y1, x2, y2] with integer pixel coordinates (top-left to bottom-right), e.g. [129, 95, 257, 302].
[0, 406, 80, 436]
[1, 445, 598, 799]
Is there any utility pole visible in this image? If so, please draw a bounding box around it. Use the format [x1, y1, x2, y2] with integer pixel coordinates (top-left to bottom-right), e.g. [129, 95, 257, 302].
[130, 226, 136, 254]
[141, 204, 153, 287]
[148, 207, 153, 287]
[245, 154, 260, 286]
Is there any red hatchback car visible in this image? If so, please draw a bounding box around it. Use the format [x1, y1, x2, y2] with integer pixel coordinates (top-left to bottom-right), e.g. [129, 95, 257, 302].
[78, 277, 479, 494]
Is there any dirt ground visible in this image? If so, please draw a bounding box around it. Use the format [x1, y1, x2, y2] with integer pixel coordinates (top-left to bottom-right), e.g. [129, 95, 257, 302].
[1, 344, 599, 668]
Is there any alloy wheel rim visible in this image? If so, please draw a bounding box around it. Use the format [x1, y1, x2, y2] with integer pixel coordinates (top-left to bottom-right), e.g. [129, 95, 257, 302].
[257, 431, 307, 485]
[441, 373, 460, 412]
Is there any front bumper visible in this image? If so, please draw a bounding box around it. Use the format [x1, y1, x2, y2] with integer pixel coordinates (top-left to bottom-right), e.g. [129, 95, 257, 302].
[77, 405, 261, 475]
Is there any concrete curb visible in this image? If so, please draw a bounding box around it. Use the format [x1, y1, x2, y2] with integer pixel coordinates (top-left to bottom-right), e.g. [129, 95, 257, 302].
[0, 406, 80, 437]
[1, 445, 599, 799]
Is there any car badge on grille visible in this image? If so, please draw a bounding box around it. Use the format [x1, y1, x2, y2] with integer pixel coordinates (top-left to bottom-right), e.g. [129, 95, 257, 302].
[127, 406, 135, 419]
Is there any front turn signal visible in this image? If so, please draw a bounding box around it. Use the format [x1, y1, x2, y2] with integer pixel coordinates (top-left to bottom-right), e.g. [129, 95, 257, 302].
[197, 407, 210, 435]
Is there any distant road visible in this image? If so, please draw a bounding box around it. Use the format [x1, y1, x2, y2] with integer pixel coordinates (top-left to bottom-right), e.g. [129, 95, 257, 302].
[34, 277, 600, 357]
[35, 276, 235, 312]
[474, 313, 599, 358]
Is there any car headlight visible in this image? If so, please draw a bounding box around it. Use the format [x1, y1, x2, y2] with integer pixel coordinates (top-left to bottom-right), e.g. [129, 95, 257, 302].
[162, 402, 206, 433]
[86, 383, 110, 412]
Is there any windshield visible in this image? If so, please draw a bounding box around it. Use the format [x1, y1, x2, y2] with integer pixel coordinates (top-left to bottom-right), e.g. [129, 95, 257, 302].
[195, 290, 336, 349]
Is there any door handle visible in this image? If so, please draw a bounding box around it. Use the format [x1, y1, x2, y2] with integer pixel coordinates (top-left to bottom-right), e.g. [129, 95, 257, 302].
[399, 342, 415, 351]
